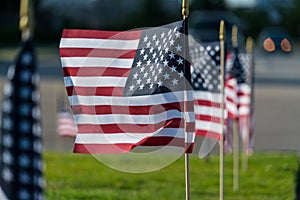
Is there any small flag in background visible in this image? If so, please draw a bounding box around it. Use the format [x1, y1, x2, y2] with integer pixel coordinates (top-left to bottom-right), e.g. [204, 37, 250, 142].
[60, 20, 195, 154]
[56, 100, 77, 138]
[0, 39, 44, 200]
[190, 42, 224, 140]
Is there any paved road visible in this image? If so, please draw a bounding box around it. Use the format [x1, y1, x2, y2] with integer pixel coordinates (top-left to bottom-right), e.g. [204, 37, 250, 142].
[0, 47, 299, 153]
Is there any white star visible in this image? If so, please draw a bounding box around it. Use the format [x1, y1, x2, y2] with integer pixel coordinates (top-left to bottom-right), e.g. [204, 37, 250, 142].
[152, 34, 157, 41]
[19, 138, 30, 150]
[2, 100, 12, 112]
[140, 49, 145, 55]
[178, 71, 184, 78]
[158, 67, 163, 74]
[19, 155, 30, 167]
[169, 52, 175, 59]
[19, 172, 30, 184]
[164, 47, 169, 53]
[149, 47, 154, 53]
[3, 117, 13, 130]
[146, 42, 151, 48]
[152, 52, 157, 59]
[143, 72, 149, 78]
[155, 40, 159, 46]
[133, 72, 139, 79]
[146, 77, 151, 84]
[20, 70, 31, 82]
[157, 80, 163, 87]
[3, 134, 13, 147]
[129, 85, 135, 91]
[161, 32, 165, 38]
[143, 35, 148, 42]
[137, 78, 142, 85]
[175, 32, 181, 38]
[173, 26, 178, 32]
[20, 104, 31, 116]
[163, 60, 168, 66]
[140, 66, 145, 72]
[143, 54, 148, 60]
[168, 29, 172, 36]
[2, 168, 13, 182]
[163, 73, 170, 79]
[171, 65, 177, 72]
[139, 84, 145, 90]
[175, 45, 182, 52]
[19, 120, 31, 133]
[170, 39, 175, 46]
[34, 140, 43, 153]
[18, 189, 30, 200]
[177, 58, 184, 65]
[172, 78, 178, 85]
[136, 61, 142, 67]
[146, 60, 151, 66]
[149, 83, 154, 89]
[2, 151, 13, 164]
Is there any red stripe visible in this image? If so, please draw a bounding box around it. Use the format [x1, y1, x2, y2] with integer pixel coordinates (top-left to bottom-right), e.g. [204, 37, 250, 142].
[196, 130, 221, 140]
[71, 102, 192, 115]
[194, 99, 221, 107]
[195, 115, 221, 124]
[76, 119, 183, 134]
[66, 86, 124, 96]
[63, 67, 130, 77]
[62, 29, 142, 40]
[60, 48, 136, 58]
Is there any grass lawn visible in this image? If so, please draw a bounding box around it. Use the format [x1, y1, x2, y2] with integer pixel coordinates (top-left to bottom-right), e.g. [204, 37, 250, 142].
[44, 152, 298, 200]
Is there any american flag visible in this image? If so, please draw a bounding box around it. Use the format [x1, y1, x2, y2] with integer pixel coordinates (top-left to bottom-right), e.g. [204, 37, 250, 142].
[226, 48, 251, 119]
[0, 39, 44, 200]
[59, 20, 195, 154]
[56, 100, 77, 138]
[190, 41, 223, 140]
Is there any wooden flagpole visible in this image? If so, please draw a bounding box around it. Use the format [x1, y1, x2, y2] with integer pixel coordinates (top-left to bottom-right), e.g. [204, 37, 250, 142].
[182, 0, 190, 200]
[219, 20, 225, 200]
[242, 37, 254, 172]
[232, 25, 239, 192]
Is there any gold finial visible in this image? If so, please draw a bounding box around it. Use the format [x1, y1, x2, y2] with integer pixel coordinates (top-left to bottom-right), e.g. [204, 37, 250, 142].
[246, 37, 254, 53]
[219, 20, 225, 41]
[20, 0, 33, 40]
[182, 0, 189, 19]
[232, 25, 238, 48]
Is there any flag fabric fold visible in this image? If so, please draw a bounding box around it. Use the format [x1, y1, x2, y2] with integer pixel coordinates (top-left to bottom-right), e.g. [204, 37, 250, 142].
[0, 39, 44, 200]
[60, 20, 195, 154]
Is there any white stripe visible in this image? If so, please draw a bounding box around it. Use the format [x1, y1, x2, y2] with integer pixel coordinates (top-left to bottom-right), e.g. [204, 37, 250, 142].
[239, 107, 250, 116]
[193, 91, 221, 101]
[238, 96, 251, 104]
[74, 110, 194, 125]
[61, 57, 134, 68]
[68, 90, 193, 106]
[238, 84, 251, 94]
[194, 105, 222, 118]
[64, 76, 127, 87]
[225, 88, 238, 101]
[195, 120, 223, 134]
[75, 128, 185, 144]
[226, 101, 238, 114]
[60, 38, 140, 50]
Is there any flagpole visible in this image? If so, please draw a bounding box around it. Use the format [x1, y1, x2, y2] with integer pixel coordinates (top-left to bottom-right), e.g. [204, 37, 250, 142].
[242, 37, 254, 172]
[20, 0, 33, 41]
[232, 25, 239, 192]
[182, 0, 190, 200]
[219, 20, 225, 200]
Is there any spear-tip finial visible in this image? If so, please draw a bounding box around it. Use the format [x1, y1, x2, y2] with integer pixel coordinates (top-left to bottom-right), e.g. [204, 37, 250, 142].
[232, 25, 238, 48]
[246, 37, 254, 53]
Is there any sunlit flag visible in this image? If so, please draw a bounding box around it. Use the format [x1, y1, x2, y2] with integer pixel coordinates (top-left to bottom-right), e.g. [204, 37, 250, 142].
[0, 39, 44, 200]
[59, 20, 195, 154]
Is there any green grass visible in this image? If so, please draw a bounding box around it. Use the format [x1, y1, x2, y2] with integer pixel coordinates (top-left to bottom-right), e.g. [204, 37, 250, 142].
[44, 152, 298, 200]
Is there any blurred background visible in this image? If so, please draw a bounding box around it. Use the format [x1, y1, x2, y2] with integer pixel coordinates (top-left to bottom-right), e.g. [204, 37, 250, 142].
[0, 0, 300, 153]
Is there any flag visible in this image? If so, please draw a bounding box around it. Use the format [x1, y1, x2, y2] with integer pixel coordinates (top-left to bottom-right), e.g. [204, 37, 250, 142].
[225, 48, 251, 119]
[0, 39, 44, 200]
[59, 20, 195, 154]
[190, 41, 224, 140]
[56, 100, 77, 138]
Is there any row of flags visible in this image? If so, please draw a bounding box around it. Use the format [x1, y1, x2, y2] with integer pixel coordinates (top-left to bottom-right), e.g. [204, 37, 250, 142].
[58, 18, 255, 155]
[0, 16, 254, 200]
